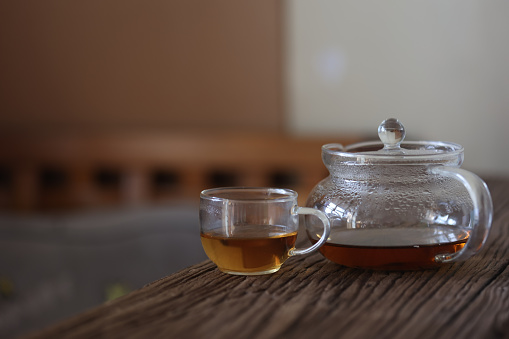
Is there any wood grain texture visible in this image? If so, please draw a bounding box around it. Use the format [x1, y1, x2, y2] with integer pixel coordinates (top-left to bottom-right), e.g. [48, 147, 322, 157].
[24, 178, 509, 339]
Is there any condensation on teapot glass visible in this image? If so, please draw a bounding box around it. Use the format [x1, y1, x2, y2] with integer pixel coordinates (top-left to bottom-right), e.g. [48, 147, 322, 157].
[378, 118, 406, 150]
[305, 117, 493, 270]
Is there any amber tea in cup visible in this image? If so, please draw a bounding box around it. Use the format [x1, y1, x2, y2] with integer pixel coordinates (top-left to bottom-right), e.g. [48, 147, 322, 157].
[200, 187, 330, 275]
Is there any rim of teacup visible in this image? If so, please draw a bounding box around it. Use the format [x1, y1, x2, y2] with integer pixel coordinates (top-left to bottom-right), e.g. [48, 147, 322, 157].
[200, 187, 298, 203]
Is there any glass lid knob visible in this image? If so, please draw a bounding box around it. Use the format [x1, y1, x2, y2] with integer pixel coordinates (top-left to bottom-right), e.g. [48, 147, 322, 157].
[378, 118, 405, 150]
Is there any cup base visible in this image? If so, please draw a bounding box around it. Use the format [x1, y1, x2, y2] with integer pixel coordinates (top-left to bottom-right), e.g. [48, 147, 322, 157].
[218, 267, 281, 275]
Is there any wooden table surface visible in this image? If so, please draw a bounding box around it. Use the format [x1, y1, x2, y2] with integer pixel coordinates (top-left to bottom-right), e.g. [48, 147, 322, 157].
[26, 178, 509, 339]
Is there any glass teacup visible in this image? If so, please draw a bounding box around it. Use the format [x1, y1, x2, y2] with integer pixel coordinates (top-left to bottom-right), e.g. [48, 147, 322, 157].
[200, 187, 330, 275]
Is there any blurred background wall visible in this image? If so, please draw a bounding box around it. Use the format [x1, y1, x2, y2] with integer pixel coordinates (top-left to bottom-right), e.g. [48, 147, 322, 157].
[286, 0, 509, 177]
[1, 0, 508, 182]
[0, 0, 284, 133]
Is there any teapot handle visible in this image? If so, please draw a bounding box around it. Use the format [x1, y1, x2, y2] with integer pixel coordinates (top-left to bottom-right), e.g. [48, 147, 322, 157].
[431, 167, 493, 263]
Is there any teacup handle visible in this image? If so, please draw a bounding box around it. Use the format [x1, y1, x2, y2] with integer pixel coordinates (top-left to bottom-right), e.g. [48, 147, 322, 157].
[431, 167, 493, 263]
[289, 206, 331, 256]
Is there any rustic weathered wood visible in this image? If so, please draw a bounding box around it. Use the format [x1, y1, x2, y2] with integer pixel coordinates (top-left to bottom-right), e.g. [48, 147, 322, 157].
[24, 178, 509, 339]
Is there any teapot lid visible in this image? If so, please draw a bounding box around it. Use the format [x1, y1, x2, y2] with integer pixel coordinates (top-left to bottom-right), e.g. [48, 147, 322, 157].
[322, 118, 464, 166]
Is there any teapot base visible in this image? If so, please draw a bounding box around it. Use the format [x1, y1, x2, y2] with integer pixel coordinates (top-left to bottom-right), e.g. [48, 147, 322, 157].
[317, 241, 466, 270]
[308, 226, 468, 270]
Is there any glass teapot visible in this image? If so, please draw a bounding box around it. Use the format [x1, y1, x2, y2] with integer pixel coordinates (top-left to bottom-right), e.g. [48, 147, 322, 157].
[305, 118, 493, 270]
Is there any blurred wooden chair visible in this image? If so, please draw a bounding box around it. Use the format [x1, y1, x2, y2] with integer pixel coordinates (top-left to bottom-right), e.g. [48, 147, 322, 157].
[0, 131, 361, 212]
